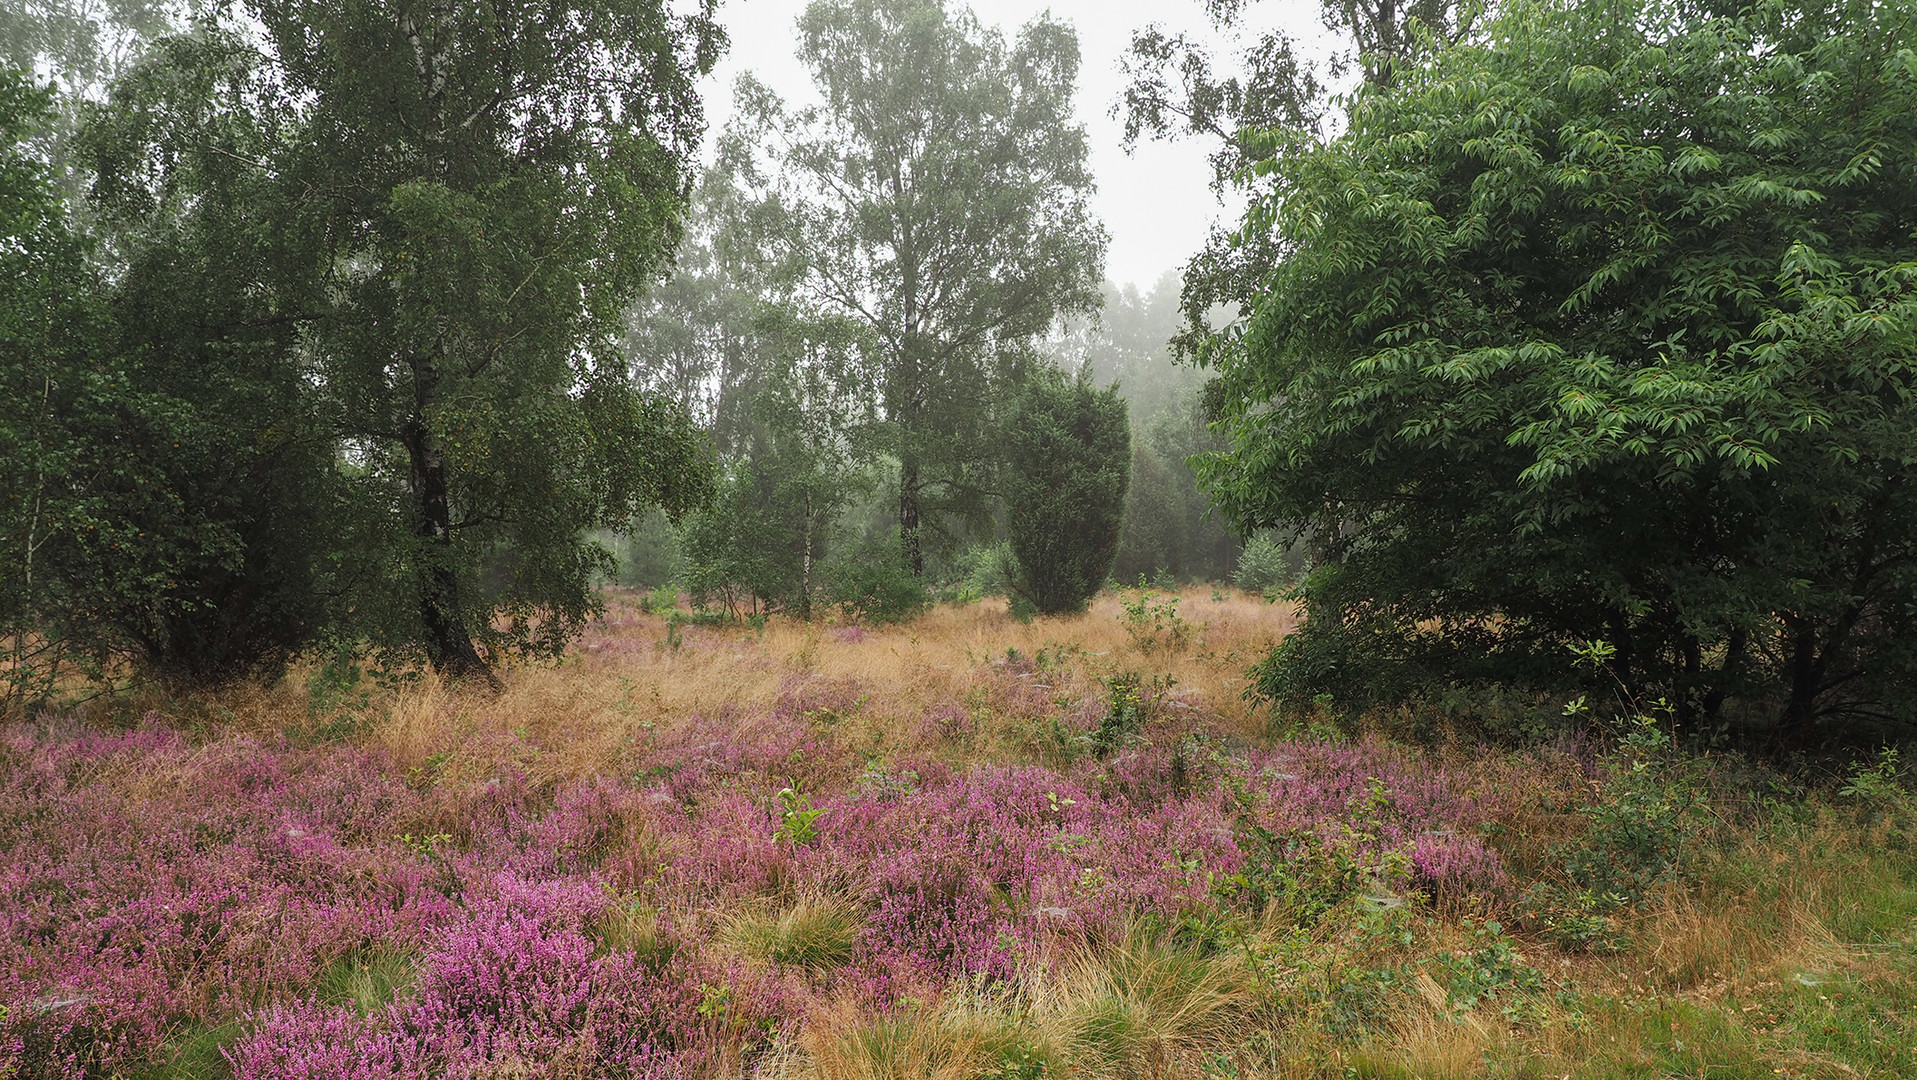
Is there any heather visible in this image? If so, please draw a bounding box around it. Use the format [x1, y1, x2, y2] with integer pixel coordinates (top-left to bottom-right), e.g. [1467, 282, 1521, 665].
[3, 591, 1916, 1078]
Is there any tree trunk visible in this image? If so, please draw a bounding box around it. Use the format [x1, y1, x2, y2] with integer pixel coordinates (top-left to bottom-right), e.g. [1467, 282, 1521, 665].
[799, 486, 814, 621]
[1778, 614, 1822, 737]
[401, 397, 497, 689]
[1700, 624, 1746, 724]
[899, 456, 923, 577]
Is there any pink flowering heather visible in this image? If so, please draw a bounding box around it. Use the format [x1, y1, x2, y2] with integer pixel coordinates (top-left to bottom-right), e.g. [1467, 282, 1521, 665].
[1227, 738, 1504, 894]
[230, 877, 710, 1079]
[0, 720, 452, 1076]
[0, 686, 1513, 1077]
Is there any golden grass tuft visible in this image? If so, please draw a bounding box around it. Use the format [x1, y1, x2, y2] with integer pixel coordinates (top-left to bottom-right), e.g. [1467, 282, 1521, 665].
[232, 586, 1301, 791]
[771, 992, 1057, 1080]
[1035, 924, 1266, 1078]
[720, 895, 864, 970]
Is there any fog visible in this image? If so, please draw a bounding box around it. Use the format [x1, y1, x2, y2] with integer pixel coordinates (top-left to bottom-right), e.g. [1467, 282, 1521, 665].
[701, 0, 1338, 289]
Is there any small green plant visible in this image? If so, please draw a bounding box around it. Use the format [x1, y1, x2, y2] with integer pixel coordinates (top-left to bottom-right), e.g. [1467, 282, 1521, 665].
[1840, 747, 1906, 807]
[397, 831, 453, 857]
[1524, 669, 1700, 950]
[305, 645, 375, 742]
[1561, 710, 1695, 908]
[823, 537, 930, 625]
[1435, 919, 1542, 1011]
[1094, 671, 1172, 754]
[1232, 533, 1297, 595]
[696, 981, 733, 1021]
[636, 584, 679, 615]
[317, 947, 417, 1015]
[1118, 578, 1189, 653]
[775, 785, 824, 846]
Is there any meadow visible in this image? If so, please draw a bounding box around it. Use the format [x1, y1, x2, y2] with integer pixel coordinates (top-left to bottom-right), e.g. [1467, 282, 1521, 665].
[3, 587, 1915, 1079]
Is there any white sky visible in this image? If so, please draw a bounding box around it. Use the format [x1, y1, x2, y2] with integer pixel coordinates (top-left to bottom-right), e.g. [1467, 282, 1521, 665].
[699, 0, 1339, 291]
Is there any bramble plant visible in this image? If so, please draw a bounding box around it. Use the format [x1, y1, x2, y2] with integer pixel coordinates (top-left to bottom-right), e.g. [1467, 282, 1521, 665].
[1524, 685, 1700, 951]
[1839, 747, 1907, 808]
[1436, 919, 1544, 1013]
[1119, 578, 1190, 654]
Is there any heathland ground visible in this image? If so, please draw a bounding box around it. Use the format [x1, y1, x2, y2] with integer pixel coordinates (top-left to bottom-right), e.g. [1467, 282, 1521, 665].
[4, 587, 1915, 1078]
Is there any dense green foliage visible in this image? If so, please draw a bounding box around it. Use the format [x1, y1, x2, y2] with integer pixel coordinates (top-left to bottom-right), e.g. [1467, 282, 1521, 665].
[680, 373, 866, 619]
[1004, 369, 1131, 615]
[2, 0, 723, 699]
[4, 63, 324, 697]
[1121, 0, 1477, 359]
[1, 72, 115, 707]
[1198, 0, 1917, 739]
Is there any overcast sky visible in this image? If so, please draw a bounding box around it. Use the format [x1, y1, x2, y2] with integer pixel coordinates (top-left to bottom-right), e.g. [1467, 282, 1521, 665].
[698, 0, 1339, 291]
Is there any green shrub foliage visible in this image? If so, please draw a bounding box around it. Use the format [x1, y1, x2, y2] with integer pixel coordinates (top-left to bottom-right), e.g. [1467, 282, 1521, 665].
[5, 68, 342, 697]
[822, 535, 930, 625]
[1198, 0, 1917, 740]
[1005, 369, 1131, 615]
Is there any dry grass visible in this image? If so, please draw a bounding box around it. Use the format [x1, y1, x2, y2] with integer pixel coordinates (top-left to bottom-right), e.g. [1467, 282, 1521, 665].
[720, 894, 864, 970]
[237, 586, 1298, 785]
[1042, 924, 1268, 1078]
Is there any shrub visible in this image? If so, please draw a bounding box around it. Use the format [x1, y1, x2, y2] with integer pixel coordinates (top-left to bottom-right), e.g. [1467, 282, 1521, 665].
[1118, 580, 1189, 654]
[1231, 534, 1299, 597]
[822, 535, 929, 625]
[1003, 368, 1130, 615]
[1197, 0, 1917, 741]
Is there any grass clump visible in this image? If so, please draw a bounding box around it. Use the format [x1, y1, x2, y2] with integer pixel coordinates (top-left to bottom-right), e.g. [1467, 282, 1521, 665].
[314, 946, 416, 1015]
[128, 1021, 241, 1080]
[789, 994, 1060, 1080]
[1049, 926, 1263, 1078]
[722, 897, 862, 970]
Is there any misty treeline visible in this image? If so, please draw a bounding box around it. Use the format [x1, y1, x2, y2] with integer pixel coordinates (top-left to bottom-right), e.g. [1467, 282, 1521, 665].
[0, 0, 1263, 712]
[8, 0, 1915, 746]
[609, 0, 1217, 626]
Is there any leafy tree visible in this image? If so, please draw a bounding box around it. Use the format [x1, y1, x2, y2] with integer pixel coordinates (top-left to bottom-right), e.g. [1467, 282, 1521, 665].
[1054, 273, 1208, 424]
[85, 2, 721, 684]
[0, 70, 113, 709]
[1005, 368, 1131, 615]
[1198, 0, 1917, 739]
[623, 168, 788, 456]
[0, 0, 175, 93]
[1, 0, 179, 198]
[5, 55, 351, 702]
[725, 0, 1106, 575]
